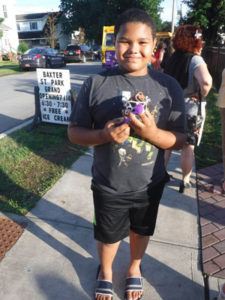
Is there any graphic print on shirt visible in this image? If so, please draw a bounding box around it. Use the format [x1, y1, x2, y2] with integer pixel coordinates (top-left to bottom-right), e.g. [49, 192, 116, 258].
[115, 90, 159, 167]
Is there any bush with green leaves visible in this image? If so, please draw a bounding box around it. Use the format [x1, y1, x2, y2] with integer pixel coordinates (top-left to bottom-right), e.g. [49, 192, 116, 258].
[17, 42, 29, 54]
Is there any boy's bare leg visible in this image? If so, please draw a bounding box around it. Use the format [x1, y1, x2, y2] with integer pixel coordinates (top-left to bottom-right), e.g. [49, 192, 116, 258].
[96, 241, 120, 300]
[126, 230, 150, 300]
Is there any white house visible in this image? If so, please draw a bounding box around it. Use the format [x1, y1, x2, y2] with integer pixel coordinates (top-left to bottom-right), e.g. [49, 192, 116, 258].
[16, 12, 70, 50]
[16, 12, 49, 47]
[0, 0, 19, 54]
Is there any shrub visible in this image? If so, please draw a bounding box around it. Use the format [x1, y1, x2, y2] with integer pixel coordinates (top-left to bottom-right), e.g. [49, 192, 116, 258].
[17, 42, 29, 54]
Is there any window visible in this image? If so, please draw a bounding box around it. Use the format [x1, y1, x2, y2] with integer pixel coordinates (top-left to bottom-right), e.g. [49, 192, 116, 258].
[66, 45, 80, 51]
[30, 22, 38, 31]
[105, 33, 114, 47]
[3, 5, 7, 18]
[17, 23, 20, 31]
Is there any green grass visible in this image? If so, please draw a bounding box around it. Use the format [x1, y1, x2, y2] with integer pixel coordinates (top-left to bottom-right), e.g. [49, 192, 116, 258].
[0, 61, 20, 76]
[0, 124, 87, 215]
[195, 88, 222, 169]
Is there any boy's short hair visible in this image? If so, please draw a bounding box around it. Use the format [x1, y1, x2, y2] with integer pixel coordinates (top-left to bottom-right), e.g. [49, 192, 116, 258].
[114, 8, 156, 39]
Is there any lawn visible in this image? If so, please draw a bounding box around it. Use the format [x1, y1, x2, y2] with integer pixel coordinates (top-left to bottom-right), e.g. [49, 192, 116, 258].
[0, 124, 87, 215]
[195, 88, 222, 169]
[0, 60, 21, 76]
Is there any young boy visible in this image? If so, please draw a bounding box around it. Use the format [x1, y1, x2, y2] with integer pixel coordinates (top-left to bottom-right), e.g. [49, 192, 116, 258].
[68, 8, 186, 300]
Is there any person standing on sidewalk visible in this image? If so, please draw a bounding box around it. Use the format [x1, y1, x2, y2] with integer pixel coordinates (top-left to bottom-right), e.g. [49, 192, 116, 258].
[68, 8, 186, 300]
[164, 25, 212, 193]
[217, 68, 225, 192]
[152, 41, 165, 71]
[218, 283, 225, 300]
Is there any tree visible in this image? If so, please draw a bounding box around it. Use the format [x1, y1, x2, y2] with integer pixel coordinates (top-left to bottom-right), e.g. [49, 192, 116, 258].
[160, 21, 172, 32]
[181, 0, 225, 45]
[17, 41, 29, 54]
[59, 0, 163, 44]
[44, 12, 61, 48]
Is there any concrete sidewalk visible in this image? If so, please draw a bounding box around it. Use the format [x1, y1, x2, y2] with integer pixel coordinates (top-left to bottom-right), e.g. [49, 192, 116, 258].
[0, 150, 218, 299]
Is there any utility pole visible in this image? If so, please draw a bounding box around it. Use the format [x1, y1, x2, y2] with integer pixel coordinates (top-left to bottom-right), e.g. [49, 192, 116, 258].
[171, 0, 176, 33]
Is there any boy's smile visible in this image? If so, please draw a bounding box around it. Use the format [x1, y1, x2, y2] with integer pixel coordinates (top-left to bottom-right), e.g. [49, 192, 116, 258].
[115, 22, 156, 76]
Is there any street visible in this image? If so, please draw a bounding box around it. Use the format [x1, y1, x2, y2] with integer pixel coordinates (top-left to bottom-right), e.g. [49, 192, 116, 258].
[0, 62, 102, 133]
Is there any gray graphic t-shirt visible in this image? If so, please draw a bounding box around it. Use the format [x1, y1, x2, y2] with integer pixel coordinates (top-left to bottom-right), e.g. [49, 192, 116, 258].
[70, 68, 185, 193]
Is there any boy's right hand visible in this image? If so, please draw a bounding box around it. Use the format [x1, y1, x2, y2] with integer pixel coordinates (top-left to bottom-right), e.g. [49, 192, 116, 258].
[101, 119, 130, 144]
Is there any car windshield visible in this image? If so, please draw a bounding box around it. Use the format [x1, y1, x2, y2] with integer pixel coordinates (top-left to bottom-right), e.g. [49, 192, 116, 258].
[46, 48, 58, 55]
[66, 45, 80, 51]
[80, 45, 90, 51]
[25, 48, 45, 55]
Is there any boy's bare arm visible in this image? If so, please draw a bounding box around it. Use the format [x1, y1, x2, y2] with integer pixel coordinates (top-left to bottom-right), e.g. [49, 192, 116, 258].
[128, 111, 186, 150]
[68, 120, 130, 146]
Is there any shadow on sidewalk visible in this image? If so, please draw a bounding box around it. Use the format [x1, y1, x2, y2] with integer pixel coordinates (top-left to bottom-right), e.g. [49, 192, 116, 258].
[3, 194, 209, 300]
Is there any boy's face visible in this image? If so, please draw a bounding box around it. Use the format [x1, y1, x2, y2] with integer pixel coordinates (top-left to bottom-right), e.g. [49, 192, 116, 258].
[115, 22, 156, 76]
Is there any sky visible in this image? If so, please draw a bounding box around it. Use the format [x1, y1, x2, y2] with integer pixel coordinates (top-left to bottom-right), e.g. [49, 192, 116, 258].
[161, 0, 188, 22]
[15, 0, 61, 14]
[15, 0, 188, 22]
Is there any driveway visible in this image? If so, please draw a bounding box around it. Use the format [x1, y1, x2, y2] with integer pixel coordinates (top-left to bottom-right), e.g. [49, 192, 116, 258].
[0, 62, 102, 133]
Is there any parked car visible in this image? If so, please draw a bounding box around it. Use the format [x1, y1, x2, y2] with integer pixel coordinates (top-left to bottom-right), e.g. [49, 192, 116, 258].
[18, 47, 66, 70]
[63, 44, 95, 63]
[91, 45, 101, 60]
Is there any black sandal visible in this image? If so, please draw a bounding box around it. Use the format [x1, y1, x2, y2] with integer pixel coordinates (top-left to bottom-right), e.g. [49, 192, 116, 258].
[95, 265, 113, 299]
[124, 276, 143, 300]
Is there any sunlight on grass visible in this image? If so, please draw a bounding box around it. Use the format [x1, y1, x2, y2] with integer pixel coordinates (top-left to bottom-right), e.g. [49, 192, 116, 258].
[195, 89, 222, 169]
[0, 61, 21, 75]
[0, 124, 87, 215]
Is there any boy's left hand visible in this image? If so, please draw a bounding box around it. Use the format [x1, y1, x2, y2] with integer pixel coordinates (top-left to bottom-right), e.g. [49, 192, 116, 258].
[128, 110, 158, 142]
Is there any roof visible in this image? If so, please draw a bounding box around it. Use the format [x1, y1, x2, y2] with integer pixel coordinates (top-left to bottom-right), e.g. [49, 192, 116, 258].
[18, 31, 46, 39]
[16, 13, 49, 21]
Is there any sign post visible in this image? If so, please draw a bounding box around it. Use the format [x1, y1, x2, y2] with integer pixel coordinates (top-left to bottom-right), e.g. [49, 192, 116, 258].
[36, 68, 72, 125]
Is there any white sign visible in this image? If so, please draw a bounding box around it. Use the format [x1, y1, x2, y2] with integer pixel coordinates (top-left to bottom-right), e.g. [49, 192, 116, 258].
[36, 69, 71, 125]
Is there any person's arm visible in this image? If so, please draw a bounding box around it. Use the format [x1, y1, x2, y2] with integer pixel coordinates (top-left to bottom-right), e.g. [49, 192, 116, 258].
[128, 110, 186, 150]
[159, 48, 165, 63]
[194, 63, 212, 97]
[68, 120, 130, 146]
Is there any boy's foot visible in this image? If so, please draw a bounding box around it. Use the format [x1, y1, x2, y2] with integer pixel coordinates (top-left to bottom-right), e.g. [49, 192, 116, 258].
[125, 266, 143, 300]
[95, 265, 113, 300]
[124, 276, 143, 300]
[95, 280, 113, 300]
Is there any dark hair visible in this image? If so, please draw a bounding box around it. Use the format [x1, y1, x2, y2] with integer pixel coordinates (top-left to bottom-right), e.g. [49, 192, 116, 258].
[173, 25, 204, 54]
[114, 8, 156, 39]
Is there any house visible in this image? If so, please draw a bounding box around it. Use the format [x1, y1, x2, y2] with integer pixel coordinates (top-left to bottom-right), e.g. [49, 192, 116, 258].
[0, 0, 19, 55]
[16, 12, 70, 50]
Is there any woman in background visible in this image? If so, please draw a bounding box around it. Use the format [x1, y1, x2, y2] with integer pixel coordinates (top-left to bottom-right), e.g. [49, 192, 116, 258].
[164, 25, 212, 193]
[152, 41, 165, 71]
[160, 38, 174, 70]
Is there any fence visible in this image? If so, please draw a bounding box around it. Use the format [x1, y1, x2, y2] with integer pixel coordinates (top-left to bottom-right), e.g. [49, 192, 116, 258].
[202, 46, 225, 90]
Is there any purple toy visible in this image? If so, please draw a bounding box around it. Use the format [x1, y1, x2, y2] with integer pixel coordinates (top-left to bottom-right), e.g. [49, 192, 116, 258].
[133, 103, 145, 115]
